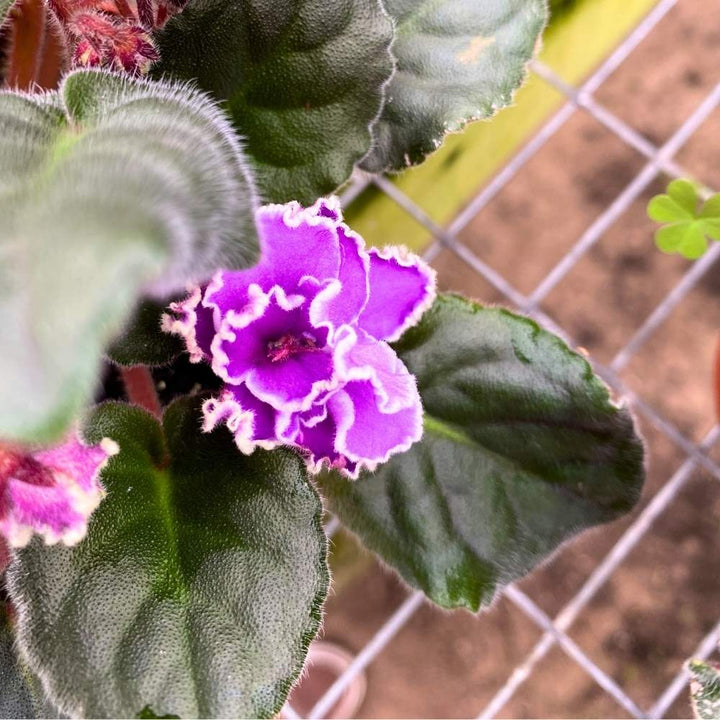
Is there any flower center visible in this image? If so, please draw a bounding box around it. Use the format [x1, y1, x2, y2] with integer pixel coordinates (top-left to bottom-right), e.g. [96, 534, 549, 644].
[266, 333, 319, 363]
[0, 446, 54, 488]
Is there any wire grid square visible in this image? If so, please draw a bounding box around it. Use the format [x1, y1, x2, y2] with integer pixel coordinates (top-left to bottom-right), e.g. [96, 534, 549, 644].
[287, 1, 720, 717]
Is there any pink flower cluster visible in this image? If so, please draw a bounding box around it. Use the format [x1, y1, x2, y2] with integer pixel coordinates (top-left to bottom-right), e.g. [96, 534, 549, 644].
[47, 0, 187, 75]
[0, 435, 117, 548]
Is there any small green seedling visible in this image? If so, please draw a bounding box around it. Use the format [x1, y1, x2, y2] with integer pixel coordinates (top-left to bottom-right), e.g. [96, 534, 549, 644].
[688, 659, 720, 720]
[647, 179, 720, 259]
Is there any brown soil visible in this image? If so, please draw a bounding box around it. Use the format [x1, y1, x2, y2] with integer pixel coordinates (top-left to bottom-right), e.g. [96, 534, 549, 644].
[305, 0, 720, 717]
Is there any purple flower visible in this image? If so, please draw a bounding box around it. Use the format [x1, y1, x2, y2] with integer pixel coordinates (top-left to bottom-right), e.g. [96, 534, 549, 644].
[163, 197, 436, 478]
[0, 435, 118, 547]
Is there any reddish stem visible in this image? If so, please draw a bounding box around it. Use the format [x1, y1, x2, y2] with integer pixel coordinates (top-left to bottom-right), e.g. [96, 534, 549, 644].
[715, 333, 720, 423]
[0, 537, 9, 576]
[135, 0, 153, 29]
[3, 0, 67, 90]
[120, 365, 162, 417]
[111, 0, 136, 20]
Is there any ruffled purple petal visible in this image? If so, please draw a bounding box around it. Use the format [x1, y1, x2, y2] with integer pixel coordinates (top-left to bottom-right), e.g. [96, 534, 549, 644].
[3, 481, 87, 547]
[162, 285, 217, 363]
[245, 349, 335, 413]
[332, 380, 423, 477]
[335, 326, 418, 413]
[256, 201, 342, 291]
[310, 224, 370, 335]
[276, 398, 328, 444]
[202, 265, 272, 327]
[0, 435, 117, 547]
[287, 374, 422, 479]
[203, 200, 343, 321]
[314, 196, 343, 221]
[287, 396, 359, 477]
[358, 246, 437, 342]
[202, 385, 280, 453]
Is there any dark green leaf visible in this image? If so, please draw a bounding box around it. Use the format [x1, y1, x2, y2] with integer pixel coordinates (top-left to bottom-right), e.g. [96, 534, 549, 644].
[8, 398, 328, 718]
[361, 0, 547, 171]
[0, 618, 35, 719]
[0, 70, 258, 442]
[136, 706, 180, 719]
[153, 0, 394, 203]
[106, 299, 184, 367]
[321, 294, 644, 611]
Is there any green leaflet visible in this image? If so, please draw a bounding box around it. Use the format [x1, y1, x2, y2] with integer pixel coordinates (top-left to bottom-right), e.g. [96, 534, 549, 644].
[362, 0, 548, 171]
[647, 178, 720, 259]
[153, 0, 394, 204]
[8, 398, 329, 718]
[0, 70, 258, 441]
[321, 295, 644, 611]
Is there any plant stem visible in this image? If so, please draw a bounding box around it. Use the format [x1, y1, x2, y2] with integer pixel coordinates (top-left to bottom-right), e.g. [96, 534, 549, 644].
[715, 332, 720, 423]
[120, 366, 162, 418]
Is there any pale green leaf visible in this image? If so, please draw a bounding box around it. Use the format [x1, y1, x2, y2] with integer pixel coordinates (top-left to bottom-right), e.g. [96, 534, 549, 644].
[680, 223, 708, 259]
[666, 178, 699, 215]
[655, 223, 686, 253]
[0, 70, 258, 442]
[647, 194, 694, 223]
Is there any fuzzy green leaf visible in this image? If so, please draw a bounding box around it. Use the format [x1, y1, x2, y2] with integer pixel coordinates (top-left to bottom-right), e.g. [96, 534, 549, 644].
[106, 300, 184, 367]
[321, 295, 644, 611]
[153, 0, 394, 204]
[361, 0, 548, 172]
[689, 659, 720, 720]
[647, 179, 720, 259]
[0, 619, 35, 719]
[8, 398, 328, 719]
[0, 70, 258, 442]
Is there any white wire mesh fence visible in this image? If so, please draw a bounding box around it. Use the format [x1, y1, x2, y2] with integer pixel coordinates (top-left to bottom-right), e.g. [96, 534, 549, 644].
[289, 1, 720, 716]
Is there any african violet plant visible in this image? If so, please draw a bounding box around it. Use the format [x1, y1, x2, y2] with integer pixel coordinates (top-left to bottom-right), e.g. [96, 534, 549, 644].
[0, 0, 645, 717]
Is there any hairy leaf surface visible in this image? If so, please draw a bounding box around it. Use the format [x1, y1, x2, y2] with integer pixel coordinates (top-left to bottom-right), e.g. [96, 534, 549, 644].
[322, 295, 644, 610]
[107, 300, 184, 367]
[0, 618, 35, 719]
[362, 0, 547, 171]
[8, 399, 328, 718]
[689, 660, 720, 720]
[154, 0, 394, 203]
[0, 70, 258, 441]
